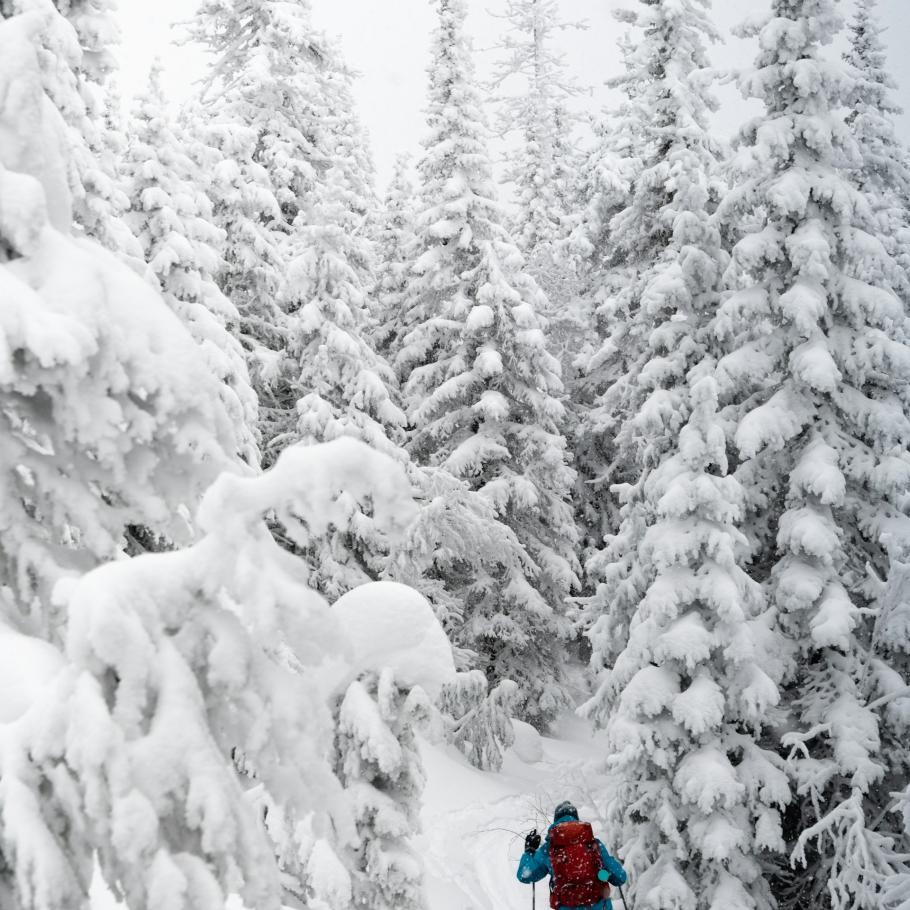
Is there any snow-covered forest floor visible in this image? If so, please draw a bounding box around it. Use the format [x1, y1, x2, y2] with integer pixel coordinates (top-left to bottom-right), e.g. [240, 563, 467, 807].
[420, 715, 605, 910]
[88, 707, 607, 910]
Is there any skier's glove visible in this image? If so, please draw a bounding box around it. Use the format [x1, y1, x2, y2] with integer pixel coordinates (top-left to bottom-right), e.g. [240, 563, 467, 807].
[524, 830, 541, 854]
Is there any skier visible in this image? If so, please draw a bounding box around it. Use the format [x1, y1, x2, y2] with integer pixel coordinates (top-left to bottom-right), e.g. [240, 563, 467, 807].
[517, 801, 626, 910]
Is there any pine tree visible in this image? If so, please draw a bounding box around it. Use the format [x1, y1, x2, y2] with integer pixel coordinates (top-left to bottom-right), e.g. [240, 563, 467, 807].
[0, 0, 144, 265]
[861, 543, 910, 910]
[49, 0, 118, 83]
[490, 0, 587, 425]
[0, 8, 244, 640]
[123, 63, 260, 467]
[438, 672, 518, 771]
[569, 35, 642, 289]
[187, 0, 377, 450]
[388, 463, 534, 650]
[568, 30, 646, 555]
[573, 5, 797, 904]
[373, 153, 417, 361]
[0, 433, 417, 910]
[717, 1, 910, 905]
[269, 167, 408, 597]
[72, 58, 144, 267]
[334, 670, 426, 910]
[328, 579, 459, 910]
[182, 100, 286, 397]
[490, 0, 584, 260]
[184, 0, 304, 412]
[188, 0, 329, 230]
[320, 42, 378, 255]
[49, 0, 135, 256]
[596, 373, 788, 910]
[271, 164, 533, 636]
[842, 11, 910, 768]
[0, 13, 303, 907]
[580, 0, 726, 692]
[843, 0, 910, 298]
[399, 0, 579, 730]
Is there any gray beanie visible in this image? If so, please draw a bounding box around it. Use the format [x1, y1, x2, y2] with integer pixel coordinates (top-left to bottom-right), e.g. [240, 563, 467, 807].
[553, 800, 578, 823]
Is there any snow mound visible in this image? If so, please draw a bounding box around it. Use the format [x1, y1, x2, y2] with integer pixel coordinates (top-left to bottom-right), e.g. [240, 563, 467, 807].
[509, 719, 544, 764]
[0, 620, 64, 723]
[333, 581, 456, 696]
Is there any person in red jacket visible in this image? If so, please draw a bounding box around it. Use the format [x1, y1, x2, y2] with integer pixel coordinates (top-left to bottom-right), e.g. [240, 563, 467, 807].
[517, 801, 627, 910]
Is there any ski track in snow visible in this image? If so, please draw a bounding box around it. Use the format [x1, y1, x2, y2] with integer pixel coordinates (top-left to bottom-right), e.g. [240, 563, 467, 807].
[420, 714, 607, 910]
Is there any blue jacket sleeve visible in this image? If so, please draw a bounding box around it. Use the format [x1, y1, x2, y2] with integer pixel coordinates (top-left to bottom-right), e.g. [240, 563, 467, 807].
[517, 844, 551, 884]
[598, 842, 627, 886]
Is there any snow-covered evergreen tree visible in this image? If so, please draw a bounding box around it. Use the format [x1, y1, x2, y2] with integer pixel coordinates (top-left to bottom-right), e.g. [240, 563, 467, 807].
[387, 463, 544, 693]
[0, 436, 417, 910]
[320, 45, 378, 255]
[573, 7, 797, 903]
[852, 542, 910, 910]
[0, 0, 143, 265]
[491, 0, 587, 417]
[188, 0, 327, 230]
[270, 166, 538, 639]
[438, 671, 517, 772]
[399, 0, 579, 729]
[843, 9, 910, 773]
[45, 0, 130, 249]
[70, 56, 142, 266]
[182, 99, 286, 394]
[267, 166, 407, 597]
[184, 0, 302, 406]
[596, 373, 788, 910]
[886, 737, 910, 909]
[569, 44, 641, 291]
[567, 30, 646, 554]
[334, 671, 425, 910]
[0, 7, 244, 640]
[123, 62, 259, 467]
[330, 580, 457, 910]
[580, 0, 725, 683]
[844, 0, 910, 298]
[186, 0, 378, 450]
[490, 0, 584, 260]
[0, 12, 326, 908]
[373, 153, 417, 361]
[49, 0, 118, 83]
[717, 1, 910, 905]
[490, 0, 589, 492]
[280, 168, 400, 463]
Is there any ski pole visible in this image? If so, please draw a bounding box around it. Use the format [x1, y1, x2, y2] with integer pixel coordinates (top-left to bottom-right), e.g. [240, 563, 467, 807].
[618, 884, 629, 910]
[532, 880, 536, 910]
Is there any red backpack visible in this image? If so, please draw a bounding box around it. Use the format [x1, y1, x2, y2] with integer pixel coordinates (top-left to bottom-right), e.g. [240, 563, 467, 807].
[548, 821, 605, 909]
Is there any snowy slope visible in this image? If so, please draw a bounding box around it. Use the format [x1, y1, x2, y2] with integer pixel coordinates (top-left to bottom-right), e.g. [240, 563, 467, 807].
[419, 715, 610, 910]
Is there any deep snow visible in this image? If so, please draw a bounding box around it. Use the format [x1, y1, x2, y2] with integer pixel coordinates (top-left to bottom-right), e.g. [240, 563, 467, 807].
[90, 712, 609, 910]
[419, 714, 610, 910]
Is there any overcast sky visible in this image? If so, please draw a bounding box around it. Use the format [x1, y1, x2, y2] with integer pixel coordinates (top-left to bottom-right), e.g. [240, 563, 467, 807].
[116, 0, 910, 186]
